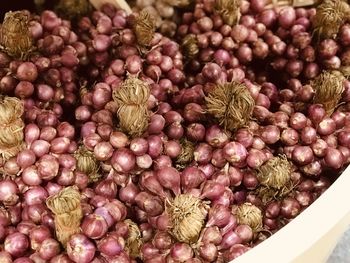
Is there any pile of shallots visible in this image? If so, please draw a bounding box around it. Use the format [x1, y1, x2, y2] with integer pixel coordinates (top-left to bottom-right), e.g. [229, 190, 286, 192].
[0, 0, 350, 262]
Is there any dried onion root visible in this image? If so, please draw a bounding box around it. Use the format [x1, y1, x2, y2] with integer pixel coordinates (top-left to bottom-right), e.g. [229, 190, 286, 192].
[312, 0, 350, 39]
[181, 34, 199, 60]
[176, 139, 194, 169]
[117, 104, 150, 138]
[234, 203, 263, 233]
[205, 82, 255, 132]
[256, 155, 293, 203]
[0, 11, 33, 59]
[55, 0, 91, 20]
[132, 10, 156, 47]
[166, 194, 207, 244]
[74, 146, 100, 183]
[257, 155, 291, 190]
[113, 76, 151, 137]
[312, 70, 345, 116]
[0, 96, 25, 160]
[124, 219, 143, 258]
[46, 186, 83, 247]
[113, 75, 150, 106]
[215, 0, 241, 26]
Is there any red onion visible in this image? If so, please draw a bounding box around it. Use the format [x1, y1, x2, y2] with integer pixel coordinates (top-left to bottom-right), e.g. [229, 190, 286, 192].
[0, 251, 12, 263]
[67, 234, 96, 263]
[105, 200, 127, 222]
[292, 146, 314, 165]
[186, 123, 206, 141]
[206, 204, 231, 227]
[235, 224, 253, 243]
[260, 125, 280, 145]
[90, 195, 108, 208]
[296, 191, 313, 207]
[141, 243, 160, 261]
[50, 137, 71, 154]
[290, 112, 307, 130]
[119, 179, 139, 204]
[37, 155, 59, 180]
[308, 104, 326, 124]
[3, 157, 21, 176]
[296, 84, 314, 102]
[82, 214, 108, 239]
[109, 131, 129, 149]
[130, 138, 149, 156]
[311, 139, 328, 157]
[265, 201, 281, 219]
[246, 149, 267, 169]
[163, 141, 181, 159]
[338, 130, 350, 147]
[24, 186, 48, 206]
[16, 62, 38, 82]
[181, 167, 205, 192]
[38, 238, 60, 260]
[156, 167, 180, 195]
[202, 226, 222, 245]
[45, 182, 62, 196]
[95, 179, 117, 199]
[201, 180, 225, 200]
[202, 63, 222, 82]
[93, 207, 114, 228]
[24, 124, 40, 146]
[340, 24, 350, 46]
[30, 140, 51, 158]
[141, 173, 167, 198]
[170, 243, 193, 262]
[97, 235, 125, 257]
[324, 148, 344, 169]
[231, 25, 249, 43]
[280, 197, 301, 219]
[111, 148, 136, 173]
[4, 232, 29, 257]
[300, 126, 317, 145]
[205, 125, 230, 148]
[237, 45, 253, 64]
[135, 192, 163, 217]
[223, 142, 247, 167]
[199, 243, 217, 262]
[17, 149, 36, 169]
[219, 230, 242, 250]
[153, 231, 173, 250]
[211, 149, 227, 168]
[136, 154, 153, 169]
[317, 118, 336, 136]
[194, 143, 212, 164]
[278, 7, 296, 29]
[153, 155, 172, 171]
[281, 128, 299, 146]
[93, 142, 113, 161]
[17, 221, 36, 236]
[318, 39, 338, 58]
[147, 135, 164, 158]
[0, 180, 19, 206]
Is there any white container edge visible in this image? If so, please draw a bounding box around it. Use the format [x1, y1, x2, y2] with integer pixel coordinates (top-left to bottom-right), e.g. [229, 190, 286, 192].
[234, 165, 350, 263]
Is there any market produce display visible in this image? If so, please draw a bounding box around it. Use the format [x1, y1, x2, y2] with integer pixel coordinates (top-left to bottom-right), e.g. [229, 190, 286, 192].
[0, 0, 350, 262]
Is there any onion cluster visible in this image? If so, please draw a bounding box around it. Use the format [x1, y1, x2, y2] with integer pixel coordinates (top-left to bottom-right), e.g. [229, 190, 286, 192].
[0, 0, 350, 262]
